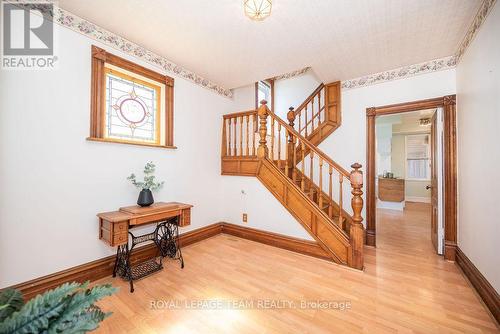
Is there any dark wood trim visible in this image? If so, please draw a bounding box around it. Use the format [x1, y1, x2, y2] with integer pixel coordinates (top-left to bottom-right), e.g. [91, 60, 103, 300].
[221, 222, 331, 261]
[367, 97, 444, 116]
[7, 223, 221, 300]
[90, 45, 175, 147]
[442, 95, 458, 261]
[456, 247, 499, 324]
[366, 107, 376, 246]
[366, 96, 458, 260]
[254, 82, 259, 109]
[5, 222, 332, 301]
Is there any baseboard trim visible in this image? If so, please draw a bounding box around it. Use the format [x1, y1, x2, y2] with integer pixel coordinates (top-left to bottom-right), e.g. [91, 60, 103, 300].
[4, 222, 330, 300]
[455, 247, 499, 324]
[220, 222, 331, 260]
[7, 223, 222, 300]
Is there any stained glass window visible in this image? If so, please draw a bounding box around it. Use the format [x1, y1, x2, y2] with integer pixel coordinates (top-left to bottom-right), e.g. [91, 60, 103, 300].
[89, 45, 174, 148]
[104, 67, 161, 144]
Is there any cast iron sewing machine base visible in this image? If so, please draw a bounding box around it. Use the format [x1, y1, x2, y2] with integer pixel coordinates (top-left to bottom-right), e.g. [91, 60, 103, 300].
[112, 217, 184, 292]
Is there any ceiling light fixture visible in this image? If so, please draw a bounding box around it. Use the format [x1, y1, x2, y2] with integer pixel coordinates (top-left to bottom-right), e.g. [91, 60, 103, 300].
[244, 0, 272, 21]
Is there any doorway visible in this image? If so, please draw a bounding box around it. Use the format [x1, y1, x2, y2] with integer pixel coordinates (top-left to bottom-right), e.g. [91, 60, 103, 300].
[374, 108, 444, 254]
[366, 96, 458, 261]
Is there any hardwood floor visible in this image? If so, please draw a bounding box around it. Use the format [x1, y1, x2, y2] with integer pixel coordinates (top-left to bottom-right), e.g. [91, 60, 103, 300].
[93, 203, 498, 333]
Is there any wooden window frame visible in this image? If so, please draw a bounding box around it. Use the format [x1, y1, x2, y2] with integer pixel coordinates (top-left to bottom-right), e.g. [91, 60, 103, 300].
[88, 45, 175, 149]
[255, 79, 274, 112]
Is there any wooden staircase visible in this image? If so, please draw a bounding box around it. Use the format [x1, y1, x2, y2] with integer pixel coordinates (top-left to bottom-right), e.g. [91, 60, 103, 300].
[220, 84, 364, 270]
[290, 82, 341, 149]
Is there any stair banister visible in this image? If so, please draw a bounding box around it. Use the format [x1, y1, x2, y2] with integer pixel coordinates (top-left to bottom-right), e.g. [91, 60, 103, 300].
[221, 100, 364, 269]
[257, 100, 364, 268]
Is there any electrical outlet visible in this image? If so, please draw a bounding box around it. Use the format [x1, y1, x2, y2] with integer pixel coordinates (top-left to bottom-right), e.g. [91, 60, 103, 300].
[242, 213, 248, 223]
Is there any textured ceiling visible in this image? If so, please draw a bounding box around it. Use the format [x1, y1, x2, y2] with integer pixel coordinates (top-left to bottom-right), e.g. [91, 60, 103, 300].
[58, 0, 481, 89]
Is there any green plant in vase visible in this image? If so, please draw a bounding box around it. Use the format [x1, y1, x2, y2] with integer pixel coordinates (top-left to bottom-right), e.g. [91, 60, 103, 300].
[127, 161, 164, 207]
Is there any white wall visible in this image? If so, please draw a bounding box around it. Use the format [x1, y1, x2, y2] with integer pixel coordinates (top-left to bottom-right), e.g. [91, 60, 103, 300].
[231, 83, 255, 111]
[319, 69, 456, 220]
[219, 177, 313, 240]
[456, 2, 500, 291]
[274, 71, 322, 119]
[0, 25, 234, 287]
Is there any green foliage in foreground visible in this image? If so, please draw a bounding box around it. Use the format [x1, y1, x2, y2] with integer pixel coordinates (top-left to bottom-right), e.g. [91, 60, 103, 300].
[0, 281, 117, 334]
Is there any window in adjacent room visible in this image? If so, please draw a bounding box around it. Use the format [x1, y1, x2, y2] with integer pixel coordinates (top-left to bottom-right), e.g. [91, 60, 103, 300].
[406, 134, 430, 180]
[255, 79, 274, 111]
[89, 45, 175, 148]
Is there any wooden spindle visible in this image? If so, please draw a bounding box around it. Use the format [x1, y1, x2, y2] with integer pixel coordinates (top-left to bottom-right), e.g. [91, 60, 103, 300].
[222, 118, 227, 157]
[309, 151, 314, 199]
[287, 107, 296, 178]
[298, 113, 302, 133]
[318, 90, 322, 124]
[246, 115, 249, 156]
[257, 101, 269, 159]
[239, 116, 243, 156]
[319, 158, 323, 208]
[228, 118, 232, 156]
[339, 174, 344, 229]
[311, 101, 315, 133]
[285, 131, 289, 177]
[301, 142, 305, 191]
[252, 114, 256, 156]
[271, 118, 275, 162]
[305, 105, 308, 137]
[328, 165, 333, 217]
[278, 124, 282, 168]
[349, 163, 364, 270]
[292, 136, 297, 182]
[233, 117, 237, 156]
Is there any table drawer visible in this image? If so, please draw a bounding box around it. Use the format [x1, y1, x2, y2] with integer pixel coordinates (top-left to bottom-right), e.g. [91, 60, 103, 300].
[131, 210, 181, 225]
[112, 232, 129, 246]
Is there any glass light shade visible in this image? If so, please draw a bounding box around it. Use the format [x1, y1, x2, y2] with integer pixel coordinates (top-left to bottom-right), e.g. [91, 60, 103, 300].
[244, 0, 272, 21]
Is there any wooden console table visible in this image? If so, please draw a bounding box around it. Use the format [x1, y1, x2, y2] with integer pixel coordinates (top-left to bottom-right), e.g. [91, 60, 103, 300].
[378, 177, 405, 202]
[97, 202, 192, 292]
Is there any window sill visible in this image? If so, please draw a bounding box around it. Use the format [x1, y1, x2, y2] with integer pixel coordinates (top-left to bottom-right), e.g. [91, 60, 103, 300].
[86, 137, 177, 149]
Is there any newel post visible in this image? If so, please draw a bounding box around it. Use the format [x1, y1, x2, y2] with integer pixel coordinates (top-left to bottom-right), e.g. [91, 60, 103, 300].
[349, 163, 364, 270]
[257, 100, 269, 159]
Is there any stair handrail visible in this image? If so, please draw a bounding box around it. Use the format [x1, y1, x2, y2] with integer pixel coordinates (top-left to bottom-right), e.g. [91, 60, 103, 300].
[268, 107, 350, 178]
[294, 83, 324, 117]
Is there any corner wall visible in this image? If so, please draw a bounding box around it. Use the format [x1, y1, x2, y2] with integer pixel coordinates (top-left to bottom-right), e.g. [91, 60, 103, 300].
[456, 2, 500, 291]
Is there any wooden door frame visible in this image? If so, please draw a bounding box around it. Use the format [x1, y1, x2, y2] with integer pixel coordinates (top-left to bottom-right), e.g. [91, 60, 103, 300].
[366, 95, 457, 261]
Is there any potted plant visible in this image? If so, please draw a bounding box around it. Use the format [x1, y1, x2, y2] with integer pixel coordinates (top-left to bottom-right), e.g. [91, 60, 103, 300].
[0, 281, 116, 333]
[127, 161, 164, 207]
